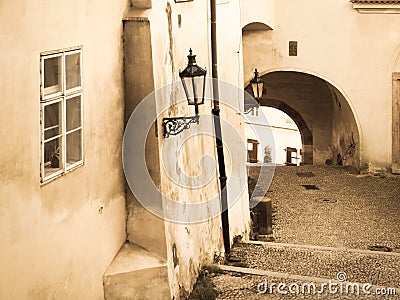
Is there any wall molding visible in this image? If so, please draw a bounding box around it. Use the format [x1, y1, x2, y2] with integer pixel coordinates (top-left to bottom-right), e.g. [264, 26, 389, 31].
[352, 3, 400, 14]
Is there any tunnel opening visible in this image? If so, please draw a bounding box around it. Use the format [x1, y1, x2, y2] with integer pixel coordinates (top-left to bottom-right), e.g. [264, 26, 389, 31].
[245, 71, 361, 169]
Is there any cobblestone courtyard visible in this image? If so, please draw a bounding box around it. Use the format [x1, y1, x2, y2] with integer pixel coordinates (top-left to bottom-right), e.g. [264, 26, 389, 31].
[209, 165, 400, 299]
[254, 165, 400, 250]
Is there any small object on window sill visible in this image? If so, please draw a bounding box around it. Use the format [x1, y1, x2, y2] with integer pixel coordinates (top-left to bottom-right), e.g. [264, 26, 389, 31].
[51, 156, 59, 168]
[50, 146, 60, 168]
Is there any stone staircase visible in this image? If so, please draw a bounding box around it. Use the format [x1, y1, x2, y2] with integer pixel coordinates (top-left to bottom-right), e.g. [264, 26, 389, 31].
[103, 243, 171, 300]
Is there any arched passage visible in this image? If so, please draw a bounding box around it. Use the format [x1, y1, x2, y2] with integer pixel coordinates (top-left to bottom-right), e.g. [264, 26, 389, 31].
[259, 99, 313, 164]
[245, 71, 360, 168]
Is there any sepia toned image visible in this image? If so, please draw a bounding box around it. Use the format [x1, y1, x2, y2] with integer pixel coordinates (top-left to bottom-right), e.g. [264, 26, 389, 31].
[1, 0, 400, 299]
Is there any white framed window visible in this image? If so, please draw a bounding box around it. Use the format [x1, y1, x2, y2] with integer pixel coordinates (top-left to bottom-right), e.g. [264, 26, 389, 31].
[40, 47, 83, 182]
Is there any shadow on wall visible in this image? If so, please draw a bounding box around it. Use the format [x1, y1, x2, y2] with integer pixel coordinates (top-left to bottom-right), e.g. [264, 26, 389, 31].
[328, 84, 360, 169]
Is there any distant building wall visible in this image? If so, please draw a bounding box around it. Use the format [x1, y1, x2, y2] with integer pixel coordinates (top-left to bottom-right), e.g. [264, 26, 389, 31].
[245, 108, 302, 164]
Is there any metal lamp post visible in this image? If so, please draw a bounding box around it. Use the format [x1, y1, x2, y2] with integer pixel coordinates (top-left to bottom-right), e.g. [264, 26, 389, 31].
[162, 49, 207, 138]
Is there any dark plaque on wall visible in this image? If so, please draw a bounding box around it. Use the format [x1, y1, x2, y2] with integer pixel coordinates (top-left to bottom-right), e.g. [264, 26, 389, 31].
[289, 41, 298, 56]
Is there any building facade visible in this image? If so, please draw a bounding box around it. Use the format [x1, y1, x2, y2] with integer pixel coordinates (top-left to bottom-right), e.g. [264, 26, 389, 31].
[243, 0, 400, 172]
[245, 107, 302, 165]
[1, 0, 400, 299]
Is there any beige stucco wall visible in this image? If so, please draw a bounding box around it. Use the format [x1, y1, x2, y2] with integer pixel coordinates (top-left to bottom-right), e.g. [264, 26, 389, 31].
[129, 0, 251, 297]
[242, 0, 400, 169]
[0, 1, 128, 298]
[241, 0, 275, 29]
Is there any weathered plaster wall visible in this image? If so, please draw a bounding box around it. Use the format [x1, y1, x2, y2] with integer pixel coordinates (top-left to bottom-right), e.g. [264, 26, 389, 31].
[242, 0, 400, 169]
[128, 0, 250, 298]
[216, 0, 251, 254]
[392, 53, 400, 173]
[152, 1, 223, 296]
[123, 19, 168, 260]
[0, 1, 128, 298]
[330, 85, 360, 168]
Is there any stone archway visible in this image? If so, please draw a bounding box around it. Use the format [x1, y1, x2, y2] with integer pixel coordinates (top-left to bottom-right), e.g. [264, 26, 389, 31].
[245, 71, 361, 169]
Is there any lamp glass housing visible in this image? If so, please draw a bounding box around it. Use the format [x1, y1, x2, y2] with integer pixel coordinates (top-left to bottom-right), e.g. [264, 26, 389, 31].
[181, 75, 206, 105]
[250, 69, 264, 100]
[179, 49, 207, 107]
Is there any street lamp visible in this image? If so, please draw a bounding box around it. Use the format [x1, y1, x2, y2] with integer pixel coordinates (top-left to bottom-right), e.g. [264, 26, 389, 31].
[250, 68, 264, 100]
[244, 68, 264, 114]
[163, 49, 207, 138]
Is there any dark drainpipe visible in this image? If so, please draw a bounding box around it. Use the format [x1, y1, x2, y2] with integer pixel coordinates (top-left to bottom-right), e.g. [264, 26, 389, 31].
[210, 0, 230, 255]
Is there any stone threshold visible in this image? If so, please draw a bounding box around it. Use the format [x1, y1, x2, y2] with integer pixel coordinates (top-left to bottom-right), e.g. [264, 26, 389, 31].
[243, 241, 400, 257]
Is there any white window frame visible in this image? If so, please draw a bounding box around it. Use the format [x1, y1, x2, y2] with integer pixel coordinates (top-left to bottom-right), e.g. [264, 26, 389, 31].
[41, 53, 63, 99]
[65, 49, 83, 95]
[40, 47, 83, 183]
[65, 94, 84, 171]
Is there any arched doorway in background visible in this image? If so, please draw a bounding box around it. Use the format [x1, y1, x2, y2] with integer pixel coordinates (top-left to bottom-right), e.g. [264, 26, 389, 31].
[245, 71, 360, 169]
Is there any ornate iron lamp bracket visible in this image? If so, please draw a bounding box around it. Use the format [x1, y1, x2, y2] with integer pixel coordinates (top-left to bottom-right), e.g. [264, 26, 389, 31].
[163, 115, 199, 138]
[244, 106, 256, 114]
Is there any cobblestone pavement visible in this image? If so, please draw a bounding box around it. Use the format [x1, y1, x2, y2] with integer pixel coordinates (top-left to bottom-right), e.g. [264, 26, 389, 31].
[250, 165, 400, 250]
[229, 243, 400, 289]
[211, 271, 389, 299]
[209, 165, 400, 299]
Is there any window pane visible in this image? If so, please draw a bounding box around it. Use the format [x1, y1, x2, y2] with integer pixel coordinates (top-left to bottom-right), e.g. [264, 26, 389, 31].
[66, 129, 82, 167]
[44, 56, 62, 95]
[44, 101, 61, 140]
[66, 52, 81, 90]
[44, 138, 62, 177]
[66, 96, 81, 132]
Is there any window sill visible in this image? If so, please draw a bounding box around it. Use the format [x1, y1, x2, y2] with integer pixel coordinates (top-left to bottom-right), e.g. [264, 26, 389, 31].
[40, 162, 84, 186]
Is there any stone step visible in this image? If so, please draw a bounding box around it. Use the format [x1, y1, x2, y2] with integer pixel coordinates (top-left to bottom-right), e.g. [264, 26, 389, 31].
[104, 243, 170, 300]
[228, 241, 400, 289]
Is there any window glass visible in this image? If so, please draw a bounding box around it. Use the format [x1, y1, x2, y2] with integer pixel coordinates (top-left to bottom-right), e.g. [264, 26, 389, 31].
[44, 137, 63, 177]
[66, 129, 82, 167]
[66, 52, 81, 90]
[66, 96, 81, 132]
[44, 56, 62, 95]
[44, 102, 61, 140]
